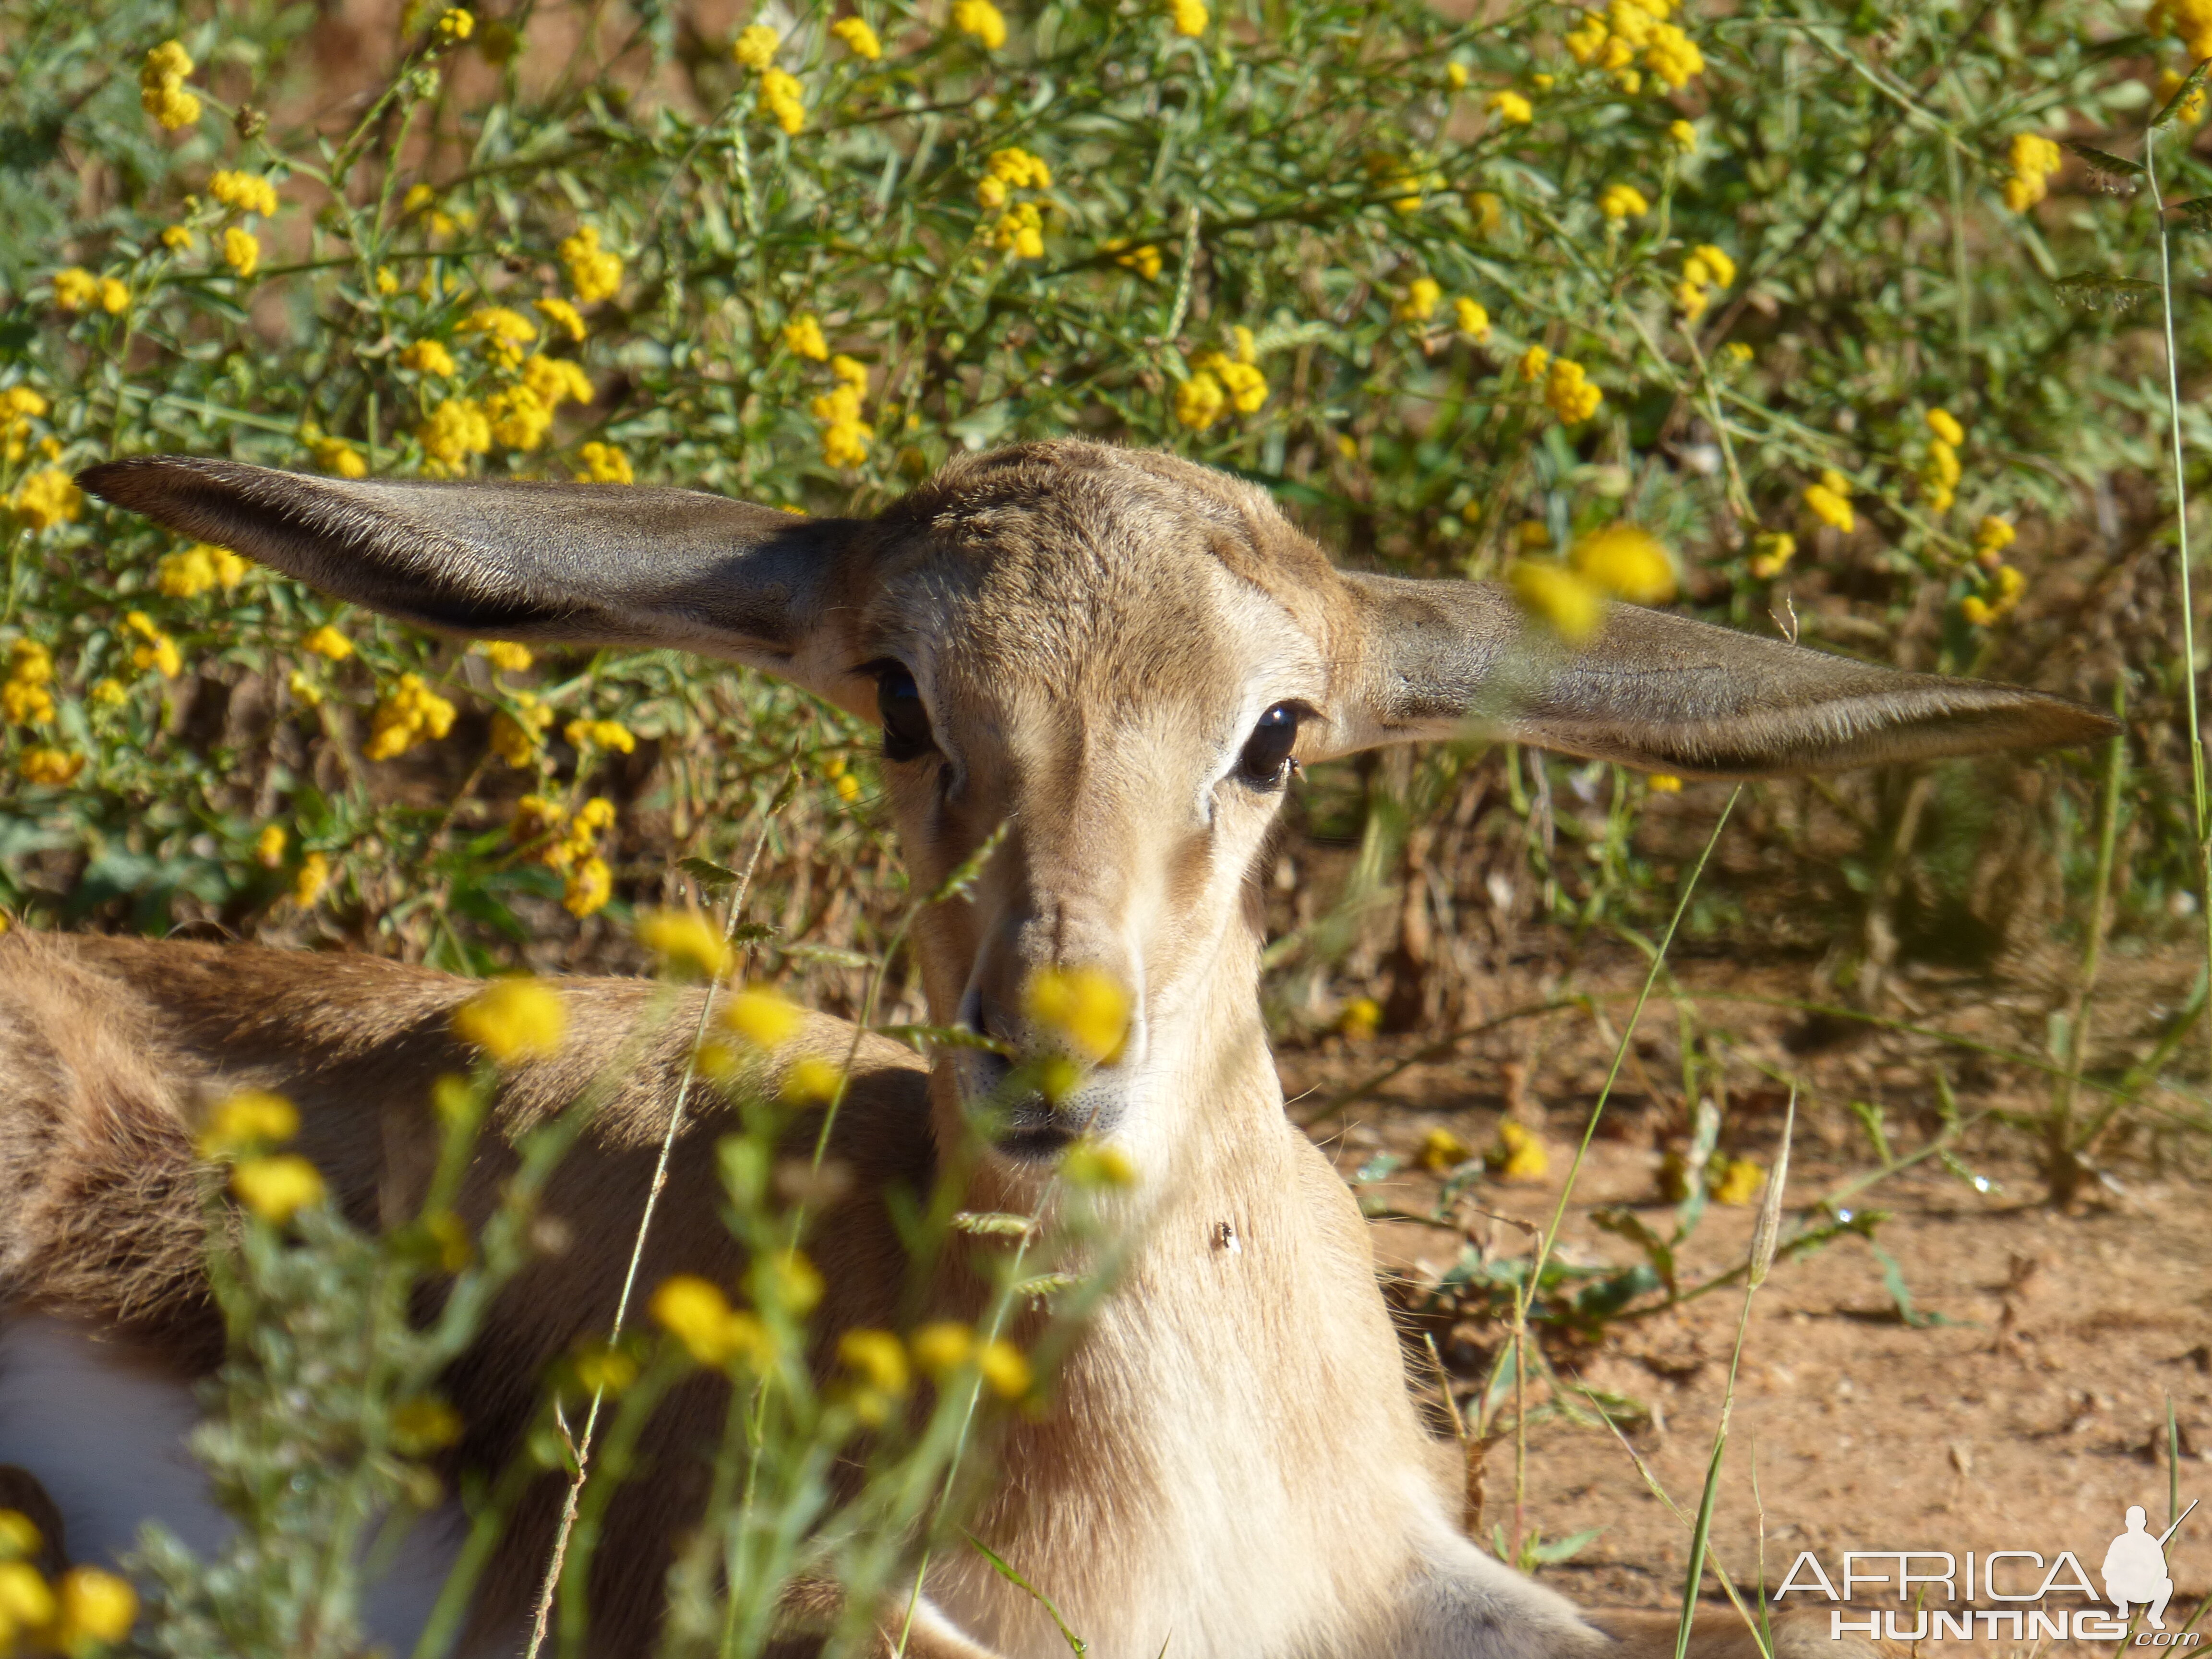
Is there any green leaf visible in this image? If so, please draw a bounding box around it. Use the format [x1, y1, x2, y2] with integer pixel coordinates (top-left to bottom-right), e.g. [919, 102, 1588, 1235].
[780, 942, 875, 969]
[951, 1210, 1035, 1235]
[676, 855, 742, 891]
[877, 1022, 1012, 1055]
[2172, 196, 2212, 232]
[928, 819, 1010, 904]
[2152, 59, 2211, 130]
[2053, 272, 2160, 311]
[965, 1533, 1087, 1655]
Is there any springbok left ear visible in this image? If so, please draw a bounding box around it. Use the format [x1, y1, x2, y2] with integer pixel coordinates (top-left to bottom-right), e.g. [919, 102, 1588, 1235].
[1326, 572, 2117, 776]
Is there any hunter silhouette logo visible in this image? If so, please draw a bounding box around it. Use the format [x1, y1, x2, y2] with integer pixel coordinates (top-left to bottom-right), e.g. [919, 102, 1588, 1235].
[1778, 1498, 2199, 1643]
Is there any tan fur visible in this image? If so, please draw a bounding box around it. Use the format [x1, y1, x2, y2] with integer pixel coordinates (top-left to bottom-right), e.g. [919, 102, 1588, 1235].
[1, 439, 2094, 1656]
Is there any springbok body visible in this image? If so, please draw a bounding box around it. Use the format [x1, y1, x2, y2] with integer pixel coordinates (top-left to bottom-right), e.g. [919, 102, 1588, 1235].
[0, 441, 2112, 1657]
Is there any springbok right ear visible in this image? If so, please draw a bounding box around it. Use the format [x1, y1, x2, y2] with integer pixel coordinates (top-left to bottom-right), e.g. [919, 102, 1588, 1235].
[1330, 572, 2118, 775]
[79, 457, 869, 702]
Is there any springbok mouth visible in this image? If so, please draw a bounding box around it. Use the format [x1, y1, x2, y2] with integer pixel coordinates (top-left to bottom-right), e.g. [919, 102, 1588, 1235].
[953, 1049, 1124, 1160]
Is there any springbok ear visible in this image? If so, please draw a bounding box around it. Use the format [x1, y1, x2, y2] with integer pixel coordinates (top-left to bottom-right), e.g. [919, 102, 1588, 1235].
[79, 457, 868, 700]
[1331, 573, 2117, 776]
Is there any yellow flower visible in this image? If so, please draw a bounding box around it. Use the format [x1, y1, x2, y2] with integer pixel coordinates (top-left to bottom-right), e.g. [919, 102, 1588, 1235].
[1803, 471, 1855, 534]
[453, 977, 567, 1063]
[95, 276, 130, 315]
[1486, 89, 1534, 124]
[489, 698, 552, 766]
[1598, 182, 1649, 220]
[156, 545, 216, 599]
[375, 265, 399, 294]
[1721, 340, 1753, 363]
[400, 339, 457, 377]
[636, 909, 730, 980]
[1023, 966, 1130, 1062]
[121, 611, 180, 678]
[0, 681, 53, 726]
[1570, 522, 1675, 603]
[758, 66, 806, 133]
[0, 1512, 38, 1562]
[480, 639, 533, 673]
[141, 40, 202, 128]
[1707, 1155, 1763, 1205]
[1061, 1140, 1138, 1187]
[0, 1560, 57, 1634]
[1175, 371, 1226, 430]
[485, 385, 554, 452]
[1485, 1120, 1549, 1181]
[1565, 14, 1610, 65]
[911, 1321, 974, 1377]
[534, 296, 588, 343]
[1516, 343, 1551, 382]
[293, 849, 331, 906]
[1395, 276, 1442, 324]
[209, 169, 281, 217]
[1169, 0, 1208, 33]
[1465, 190, 1504, 235]
[17, 746, 83, 785]
[53, 1565, 138, 1646]
[780, 1054, 843, 1103]
[1673, 281, 1710, 323]
[1960, 595, 1995, 627]
[391, 1396, 463, 1457]
[436, 7, 474, 40]
[650, 1276, 768, 1368]
[1748, 530, 1797, 579]
[558, 224, 624, 304]
[1683, 244, 1734, 289]
[2159, 66, 2209, 123]
[364, 672, 457, 759]
[562, 855, 613, 917]
[977, 1339, 1031, 1399]
[574, 441, 633, 483]
[13, 468, 81, 532]
[1643, 22, 1703, 88]
[952, 0, 1007, 48]
[1446, 62, 1470, 89]
[570, 1343, 637, 1395]
[197, 1089, 299, 1160]
[1453, 297, 1491, 341]
[1975, 516, 2017, 558]
[723, 986, 805, 1049]
[232, 1154, 326, 1222]
[460, 304, 539, 365]
[1545, 357, 1602, 423]
[223, 227, 261, 278]
[782, 314, 830, 361]
[305, 433, 367, 478]
[1417, 1127, 1471, 1172]
[1214, 359, 1267, 413]
[1668, 118, 1697, 152]
[990, 201, 1045, 258]
[255, 823, 288, 868]
[831, 15, 883, 57]
[1926, 407, 1964, 447]
[1107, 239, 1163, 279]
[1647, 773, 1683, 793]
[565, 716, 636, 753]
[51, 267, 98, 312]
[733, 22, 779, 67]
[419, 397, 492, 471]
[303, 624, 354, 660]
[840, 1328, 911, 1395]
[1509, 561, 1605, 643]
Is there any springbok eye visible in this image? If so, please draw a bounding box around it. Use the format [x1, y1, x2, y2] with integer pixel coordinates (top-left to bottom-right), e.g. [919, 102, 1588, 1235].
[1238, 704, 1301, 787]
[877, 665, 937, 763]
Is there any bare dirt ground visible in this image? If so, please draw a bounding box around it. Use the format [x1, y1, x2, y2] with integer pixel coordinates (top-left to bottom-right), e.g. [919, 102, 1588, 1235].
[1277, 949, 2212, 1644]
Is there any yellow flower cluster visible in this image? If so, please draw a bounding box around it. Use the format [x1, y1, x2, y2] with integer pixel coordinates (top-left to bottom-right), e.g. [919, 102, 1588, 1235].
[142, 39, 201, 128]
[10, 467, 79, 533]
[977, 146, 1051, 208]
[565, 717, 636, 754]
[489, 694, 553, 765]
[636, 909, 730, 979]
[1509, 524, 1673, 641]
[198, 1088, 325, 1221]
[481, 640, 532, 673]
[119, 611, 180, 678]
[1922, 407, 1965, 512]
[1106, 239, 1163, 279]
[782, 313, 829, 360]
[1564, 0, 1700, 92]
[303, 624, 353, 660]
[210, 169, 280, 217]
[991, 202, 1045, 259]
[1454, 297, 1491, 341]
[1486, 89, 1534, 124]
[420, 397, 492, 471]
[811, 356, 874, 468]
[1176, 332, 1270, 431]
[436, 6, 474, 42]
[1960, 563, 2027, 628]
[1023, 965, 1132, 1062]
[3, 640, 54, 727]
[0, 1513, 137, 1652]
[1674, 242, 1735, 322]
[0, 386, 47, 462]
[1668, 118, 1697, 152]
[518, 794, 617, 916]
[363, 672, 457, 760]
[1598, 182, 1649, 220]
[1395, 276, 1442, 325]
[1168, 0, 1207, 35]
[535, 296, 587, 342]
[293, 849, 331, 906]
[459, 304, 538, 368]
[1747, 529, 1797, 579]
[400, 339, 456, 376]
[156, 542, 249, 599]
[453, 976, 567, 1063]
[51, 267, 122, 314]
[223, 227, 260, 278]
[2003, 133, 2063, 213]
[831, 16, 882, 57]
[2150, 0, 2212, 60]
[953, 0, 1007, 49]
[1974, 514, 2016, 565]
[650, 1275, 772, 1369]
[256, 823, 287, 868]
[17, 745, 84, 785]
[1545, 357, 1602, 423]
[758, 66, 806, 134]
[1803, 468, 1855, 534]
[2159, 65, 2209, 123]
[1486, 1120, 1550, 1181]
[574, 440, 634, 482]
[305, 430, 366, 477]
[558, 224, 624, 304]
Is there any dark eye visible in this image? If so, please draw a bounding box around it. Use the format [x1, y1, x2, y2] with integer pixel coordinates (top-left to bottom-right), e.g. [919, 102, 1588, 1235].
[877, 665, 936, 763]
[1238, 704, 1300, 787]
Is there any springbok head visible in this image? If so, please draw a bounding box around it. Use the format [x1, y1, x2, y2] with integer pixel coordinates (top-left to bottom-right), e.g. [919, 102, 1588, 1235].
[83, 440, 2113, 1187]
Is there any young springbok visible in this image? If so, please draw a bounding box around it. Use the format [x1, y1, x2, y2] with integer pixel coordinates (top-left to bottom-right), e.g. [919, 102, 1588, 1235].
[0, 441, 2111, 1657]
